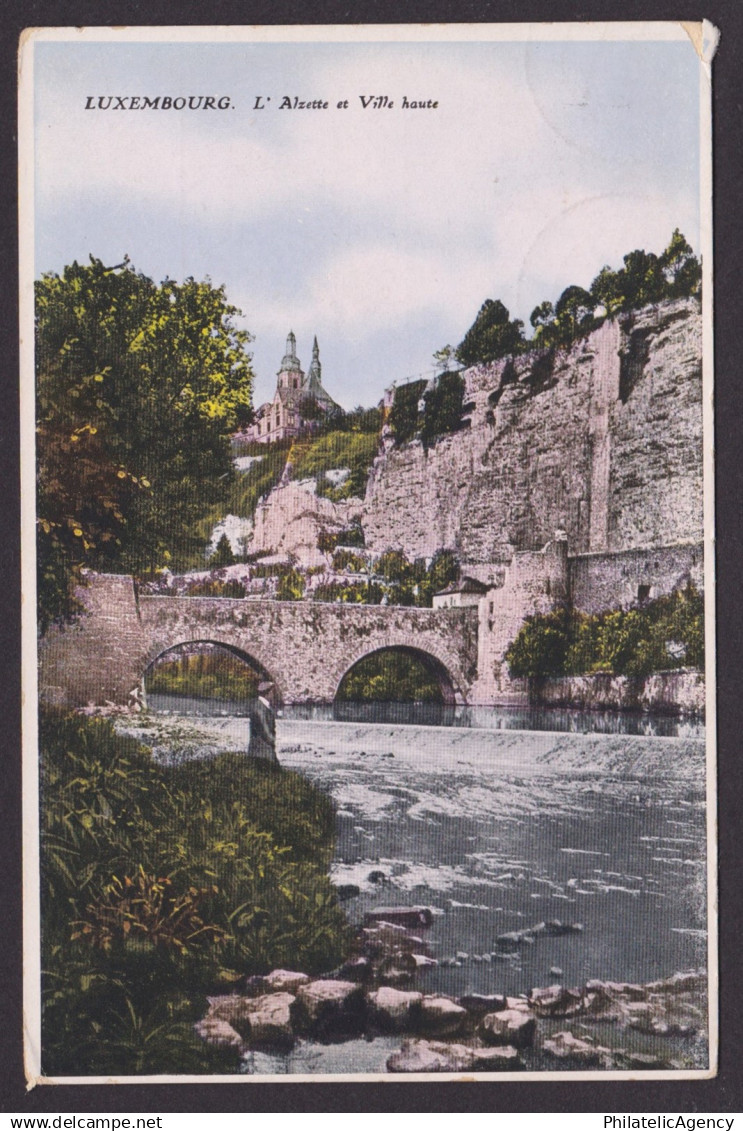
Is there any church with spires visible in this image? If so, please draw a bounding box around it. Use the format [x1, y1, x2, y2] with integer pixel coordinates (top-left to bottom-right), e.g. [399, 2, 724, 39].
[244, 332, 342, 444]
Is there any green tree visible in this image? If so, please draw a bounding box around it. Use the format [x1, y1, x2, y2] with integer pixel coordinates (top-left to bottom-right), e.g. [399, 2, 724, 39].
[660, 228, 702, 298]
[389, 379, 426, 444]
[36, 257, 254, 628]
[432, 344, 457, 373]
[618, 249, 665, 310]
[420, 371, 465, 448]
[210, 533, 236, 567]
[456, 299, 525, 367]
[504, 611, 570, 678]
[554, 285, 595, 343]
[529, 300, 557, 345]
[590, 265, 625, 316]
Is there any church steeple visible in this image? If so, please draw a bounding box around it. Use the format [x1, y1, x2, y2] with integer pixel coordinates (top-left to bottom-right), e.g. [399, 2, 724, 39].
[307, 335, 322, 389]
[279, 330, 302, 374]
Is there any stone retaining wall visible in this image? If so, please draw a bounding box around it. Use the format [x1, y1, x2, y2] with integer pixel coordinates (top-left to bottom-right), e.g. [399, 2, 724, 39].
[533, 669, 705, 716]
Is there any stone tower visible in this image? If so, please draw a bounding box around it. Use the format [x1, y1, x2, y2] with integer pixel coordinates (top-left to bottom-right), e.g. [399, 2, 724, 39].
[277, 331, 304, 391]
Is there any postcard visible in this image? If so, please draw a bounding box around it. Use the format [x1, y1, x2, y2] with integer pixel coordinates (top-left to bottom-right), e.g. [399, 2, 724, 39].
[20, 21, 717, 1085]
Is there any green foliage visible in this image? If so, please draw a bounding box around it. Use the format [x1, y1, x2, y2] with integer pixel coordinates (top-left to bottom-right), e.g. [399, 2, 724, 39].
[222, 440, 290, 523]
[276, 567, 306, 601]
[40, 712, 350, 1075]
[147, 649, 259, 700]
[317, 520, 365, 554]
[210, 533, 236, 567]
[336, 649, 444, 702]
[432, 344, 457, 373]
[589, 230, 701, 321]
[456, 299, 525, 367]
[420, 371, 466, 448]
[36, 257, 255, 628]
[505, 585, 704, 681]
[332, 548, 367, 573]
[291, 429, 380, 500]
[459, 232, 700, 372]
[389, 380, 426, 444]
[313, 548, 459, 610]
[505, 609, 571, 678]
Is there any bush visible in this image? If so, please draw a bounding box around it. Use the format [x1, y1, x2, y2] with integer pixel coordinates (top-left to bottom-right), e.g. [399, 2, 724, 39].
[39, 712, 350, 1075]
[505, 586, 704, 681]
[389, 380, 426, 444]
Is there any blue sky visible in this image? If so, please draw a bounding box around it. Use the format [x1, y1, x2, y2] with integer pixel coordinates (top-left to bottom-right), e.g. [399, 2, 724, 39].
[33, 30, 702, 409]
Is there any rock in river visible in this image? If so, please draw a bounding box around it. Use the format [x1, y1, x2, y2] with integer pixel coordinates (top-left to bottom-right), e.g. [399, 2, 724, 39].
[479, 1008, 536, 1049]
[387, 1039, 522, 1074]
[293, 979, 366, 1037]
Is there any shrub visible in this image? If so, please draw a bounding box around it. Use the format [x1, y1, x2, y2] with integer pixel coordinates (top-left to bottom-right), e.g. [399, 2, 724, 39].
[39, 712, 350, 1075]
[389, 380, 426, 444]
[505, 586, 704, 681]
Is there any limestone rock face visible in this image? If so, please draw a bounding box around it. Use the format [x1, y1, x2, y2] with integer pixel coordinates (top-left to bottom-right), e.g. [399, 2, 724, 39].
[249, 480, 363, 568]
[479, 1008, 536, 1049]
[364, 299, 702, 562]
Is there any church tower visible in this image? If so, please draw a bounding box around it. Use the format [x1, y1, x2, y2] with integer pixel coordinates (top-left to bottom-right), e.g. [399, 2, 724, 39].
[277, 330, 304, 390]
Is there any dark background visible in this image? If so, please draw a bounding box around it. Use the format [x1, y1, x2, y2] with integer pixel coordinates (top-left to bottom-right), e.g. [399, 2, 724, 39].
[2, 0, 741, 1114]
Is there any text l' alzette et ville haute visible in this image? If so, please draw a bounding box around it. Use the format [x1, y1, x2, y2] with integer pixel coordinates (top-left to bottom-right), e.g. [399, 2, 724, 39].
[83, 94, 439, 111]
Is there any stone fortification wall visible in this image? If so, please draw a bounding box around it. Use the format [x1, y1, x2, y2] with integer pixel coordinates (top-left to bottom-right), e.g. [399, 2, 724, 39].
[38, 573, 149, 708]
[472, 538, 569, 704]
[363, 298, 702, 562]
[568, 543, 704, 615]
[534, 669, 705, 717]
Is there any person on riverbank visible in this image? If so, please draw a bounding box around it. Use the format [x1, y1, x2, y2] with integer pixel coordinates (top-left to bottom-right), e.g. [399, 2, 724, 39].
[247, 681, 277, 761]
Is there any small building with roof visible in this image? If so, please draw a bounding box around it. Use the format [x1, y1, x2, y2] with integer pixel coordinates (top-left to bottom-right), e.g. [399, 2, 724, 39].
[432, 576, 489, 609]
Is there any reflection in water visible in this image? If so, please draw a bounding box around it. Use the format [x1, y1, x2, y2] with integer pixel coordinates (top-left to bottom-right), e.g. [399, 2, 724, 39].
[318, 700, 703, 739]
[147, 692, 704, 738]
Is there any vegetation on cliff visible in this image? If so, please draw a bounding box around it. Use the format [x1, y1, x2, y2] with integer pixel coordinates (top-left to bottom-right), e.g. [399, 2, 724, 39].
[312, 548, 459, 608]
[36, 257, 255, 631]
[451, 229, 701, 367]
[40, 712, 350, 1074]
[505, 585, 704, 681]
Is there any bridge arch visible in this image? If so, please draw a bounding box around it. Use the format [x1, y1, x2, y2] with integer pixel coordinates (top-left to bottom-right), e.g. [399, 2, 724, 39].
[142, 638, 286, 707]
[333, 644, 462, 706]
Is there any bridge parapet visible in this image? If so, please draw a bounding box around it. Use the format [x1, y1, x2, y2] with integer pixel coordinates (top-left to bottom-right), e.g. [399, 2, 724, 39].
[38, 575, 480, 708]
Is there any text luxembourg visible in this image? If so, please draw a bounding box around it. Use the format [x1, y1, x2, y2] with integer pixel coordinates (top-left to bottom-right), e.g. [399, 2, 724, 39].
[84, 96, 232, 110]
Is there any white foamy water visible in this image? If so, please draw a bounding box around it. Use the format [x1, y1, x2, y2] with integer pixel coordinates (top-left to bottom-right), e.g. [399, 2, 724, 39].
[121, 714, 709, 1005]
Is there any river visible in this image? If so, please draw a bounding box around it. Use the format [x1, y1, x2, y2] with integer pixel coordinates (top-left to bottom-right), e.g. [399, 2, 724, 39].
[120, 705, 710, 1075]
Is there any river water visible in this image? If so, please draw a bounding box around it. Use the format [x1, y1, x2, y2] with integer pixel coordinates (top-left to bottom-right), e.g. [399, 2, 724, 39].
[122, 704, 709, 1075]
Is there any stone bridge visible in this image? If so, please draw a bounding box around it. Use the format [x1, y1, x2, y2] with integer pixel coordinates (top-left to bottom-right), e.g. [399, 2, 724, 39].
[38, 574, 480, 708]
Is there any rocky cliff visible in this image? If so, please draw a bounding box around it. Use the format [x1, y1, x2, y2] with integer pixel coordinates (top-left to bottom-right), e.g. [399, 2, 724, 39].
[363, 298, 703, 562]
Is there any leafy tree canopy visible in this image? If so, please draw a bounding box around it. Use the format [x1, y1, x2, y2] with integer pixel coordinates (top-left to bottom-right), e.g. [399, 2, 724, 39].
[36, 256, 254, 630]
[456, 299, 525, 367]
[421, 370, 466, 448]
